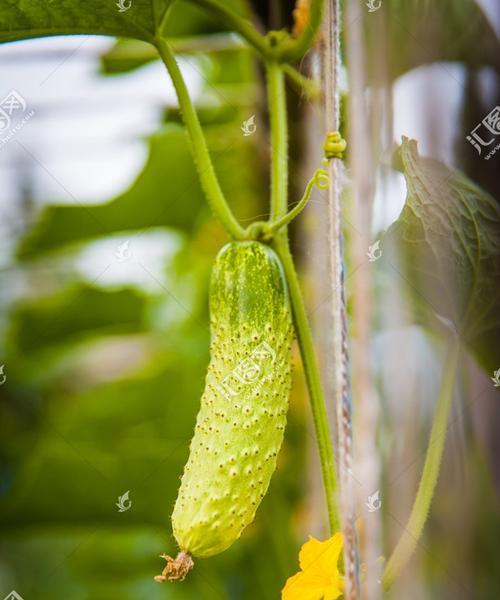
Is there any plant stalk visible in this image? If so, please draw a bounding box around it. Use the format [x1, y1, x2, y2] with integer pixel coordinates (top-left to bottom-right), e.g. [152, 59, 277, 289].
[274, 239, 341, 533]
[266, 58, 339, 533]
[382, 341, 460, 589]
[155, 36, 246, 240]
[186, 0, 272, 59]
[266, 61, 289, 228]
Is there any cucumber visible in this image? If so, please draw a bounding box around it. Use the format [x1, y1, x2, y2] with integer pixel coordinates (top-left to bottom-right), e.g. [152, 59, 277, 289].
[156, 241, 293, 582]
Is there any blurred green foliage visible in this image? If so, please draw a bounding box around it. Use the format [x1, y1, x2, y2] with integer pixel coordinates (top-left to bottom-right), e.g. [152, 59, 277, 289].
[0, 6, 307, 599]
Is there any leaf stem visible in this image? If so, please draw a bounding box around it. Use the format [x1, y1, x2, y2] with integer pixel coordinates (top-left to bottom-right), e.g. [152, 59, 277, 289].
[274, 239, 340, 533]
[382, 341, 460, 589]
[282, 64, 321, 99]
[266, 61, 289, 227]
[155, 36, 246, 240]
[186, 0, 273, 59]
[266, 59, 339, 533]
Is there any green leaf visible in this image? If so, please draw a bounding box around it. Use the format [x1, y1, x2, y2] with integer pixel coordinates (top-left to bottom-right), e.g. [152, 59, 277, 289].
[17, 115, 265, 258]
[9, 284, 147, 355]
[100, 34, 242, 75]
[16, 125, 206, 258]
[365, 0, 500, 79]
[0, 0, 161, 43]
[0, 0, 247, 45]
[100, 38, 159, 74]
[385, 138, 500, 372]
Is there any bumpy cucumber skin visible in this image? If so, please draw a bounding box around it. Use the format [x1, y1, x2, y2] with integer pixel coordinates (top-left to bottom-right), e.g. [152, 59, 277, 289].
[172, 241, 293, 558]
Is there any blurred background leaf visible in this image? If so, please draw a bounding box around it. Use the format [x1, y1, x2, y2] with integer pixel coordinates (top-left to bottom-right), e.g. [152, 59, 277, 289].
[383, 138, 500, 373]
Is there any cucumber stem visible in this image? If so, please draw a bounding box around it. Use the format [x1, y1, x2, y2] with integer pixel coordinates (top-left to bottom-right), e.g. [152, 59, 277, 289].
[382, 341, 460, 589]
[186, 0, 326, 65]
[266, 61, 289, 229]
[185, 0, 273, 59]
[155, 36, 246, 240]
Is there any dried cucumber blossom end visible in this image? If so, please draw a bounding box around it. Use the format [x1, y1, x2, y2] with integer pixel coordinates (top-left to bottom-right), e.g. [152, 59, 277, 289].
[154, 551, 194, 583]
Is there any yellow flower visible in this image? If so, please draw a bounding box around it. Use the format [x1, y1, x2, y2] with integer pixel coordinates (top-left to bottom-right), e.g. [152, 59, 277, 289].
[282, 533, 344, 600]
[292, 0, 310, 38]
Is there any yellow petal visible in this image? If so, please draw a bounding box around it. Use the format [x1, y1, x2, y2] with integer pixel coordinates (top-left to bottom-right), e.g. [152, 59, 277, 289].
[282, 534, 344, 600]
[282, 571, 330, 600]
[299, 534, 343, 580]
[323, 583, 344, 600]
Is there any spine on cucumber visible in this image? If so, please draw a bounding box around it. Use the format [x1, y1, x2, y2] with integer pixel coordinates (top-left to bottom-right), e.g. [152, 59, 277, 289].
[157, 241, 293, 582]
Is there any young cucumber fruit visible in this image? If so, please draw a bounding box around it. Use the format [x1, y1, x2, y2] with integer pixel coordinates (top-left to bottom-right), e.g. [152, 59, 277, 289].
[157, 241, 293, 582]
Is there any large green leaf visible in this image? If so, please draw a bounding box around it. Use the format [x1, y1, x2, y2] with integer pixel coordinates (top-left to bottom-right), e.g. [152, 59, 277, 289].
[100, 34, 242, 75]
[17, 117, 265, 258]
[0, 357, 303, 599]
[384, 138, 500, 372]
[0, 0, 248, 45]
[8, 284, 147, 355]
[0, 0, 162, 43]
[16, 125, 206, 258]
[365, 0, 500, 80]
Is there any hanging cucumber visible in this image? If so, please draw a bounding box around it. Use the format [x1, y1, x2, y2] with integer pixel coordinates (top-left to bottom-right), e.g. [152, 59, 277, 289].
[155, 241, 293, 582]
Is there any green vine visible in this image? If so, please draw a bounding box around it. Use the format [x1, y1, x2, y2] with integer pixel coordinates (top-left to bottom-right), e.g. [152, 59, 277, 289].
[382, 341, 460, 589]
[274, 238, 340, 533]
[186, 0, 273, 59]
[186, 0, 325, 64]
[265, 60, 339, 533]
[266, 62, 289, 227]
[155, 36, 246, 240]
